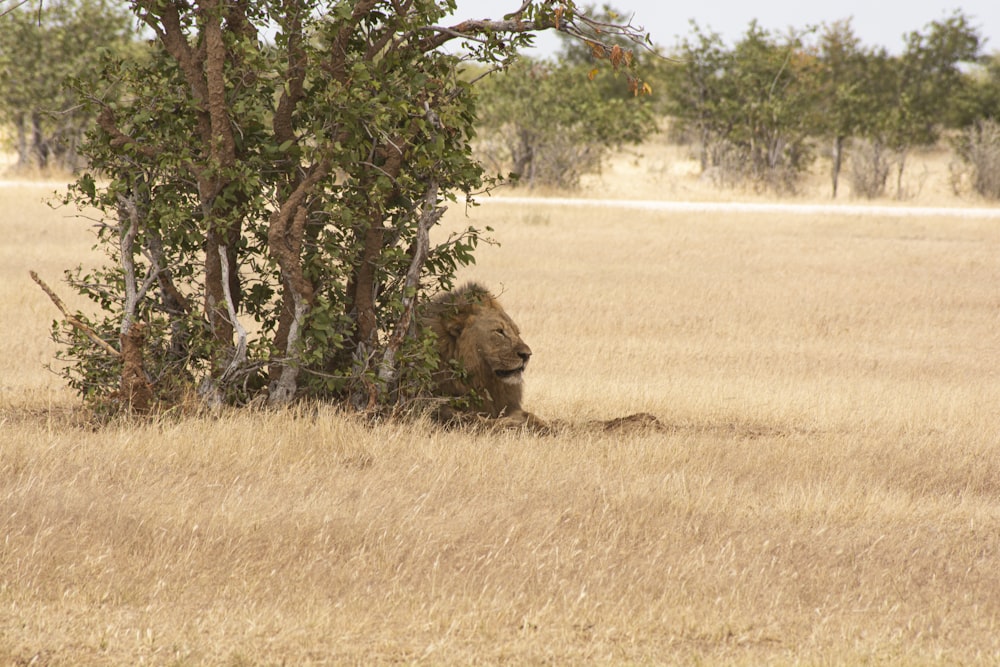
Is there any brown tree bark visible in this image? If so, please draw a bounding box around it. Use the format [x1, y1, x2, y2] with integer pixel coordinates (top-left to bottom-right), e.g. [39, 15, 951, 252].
[266, 164, 329, 404]
[119, 322, 152, 413]
[347, 132, 411, 352]
[136, 0, 243, 355]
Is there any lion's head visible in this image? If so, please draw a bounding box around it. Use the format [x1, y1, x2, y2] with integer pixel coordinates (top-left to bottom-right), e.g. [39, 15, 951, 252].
[423, 282, 532, 419]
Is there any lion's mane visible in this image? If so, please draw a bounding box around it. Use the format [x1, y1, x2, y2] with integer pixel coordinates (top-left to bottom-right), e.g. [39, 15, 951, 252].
[422, 282, 534, 422]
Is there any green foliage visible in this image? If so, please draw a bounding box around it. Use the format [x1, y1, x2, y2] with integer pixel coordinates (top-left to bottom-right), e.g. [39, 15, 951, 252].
[861, 13, 983, 197]
[663, 21, 819, 192]
[472, 5, 657, 189]
[950, 54, 1000, 126]
[0, 0, 139, 172]
[476, 57, 657, 189]
[51, 0, 648, 415]
[661, 13, 987, 197]
[883, 13, 982, 146]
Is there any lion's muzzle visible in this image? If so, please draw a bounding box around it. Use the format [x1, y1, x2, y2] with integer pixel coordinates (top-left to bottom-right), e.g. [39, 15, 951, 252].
[495, 366, 525, 384]
[495, 348, 530, 384]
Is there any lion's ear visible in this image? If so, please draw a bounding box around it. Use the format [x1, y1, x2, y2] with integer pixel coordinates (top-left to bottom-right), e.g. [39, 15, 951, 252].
[443, 313, 468, 339]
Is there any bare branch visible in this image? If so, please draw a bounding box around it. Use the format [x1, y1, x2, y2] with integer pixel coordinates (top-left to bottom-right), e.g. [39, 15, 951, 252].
[504, 0, 532, 20]
[419, 6, 656, 66]
[0, 0, 32, 20]
[30, 271, 121, 359]
[419, 17, 550, 51]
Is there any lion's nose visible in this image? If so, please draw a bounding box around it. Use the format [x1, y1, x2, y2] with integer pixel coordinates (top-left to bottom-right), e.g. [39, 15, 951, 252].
[518, 349, 531, 363]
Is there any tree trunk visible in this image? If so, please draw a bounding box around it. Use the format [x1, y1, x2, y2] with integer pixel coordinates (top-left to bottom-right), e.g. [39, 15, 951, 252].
[266, 165, 327, 405]
[31, 111, 47, 169]
[15, 114, 29, 169]
[377, 179, 443, 394]
[831, 135, 843, 198]
[699, 125, 710, 173]
[351, 222, 386, 351]
[203, 226, 236, 346]
[119, 322, 152, 413]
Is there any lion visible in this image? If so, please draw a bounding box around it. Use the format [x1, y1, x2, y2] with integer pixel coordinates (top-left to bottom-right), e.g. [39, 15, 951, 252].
[422, 282, 547, 431]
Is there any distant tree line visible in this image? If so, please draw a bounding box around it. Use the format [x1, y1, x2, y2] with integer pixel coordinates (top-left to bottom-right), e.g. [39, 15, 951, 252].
[658, 14, 999, 198]
[473, 7, 659, 190]
[473, 10, 1000, 199]
[2, 2, 999, 199]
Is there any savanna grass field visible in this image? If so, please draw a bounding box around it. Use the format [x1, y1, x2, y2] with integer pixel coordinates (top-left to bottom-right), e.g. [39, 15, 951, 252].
[3, 140, 1000, 665]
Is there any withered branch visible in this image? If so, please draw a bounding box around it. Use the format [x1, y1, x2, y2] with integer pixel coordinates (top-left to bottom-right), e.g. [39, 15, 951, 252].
[30, 271, 121, 359]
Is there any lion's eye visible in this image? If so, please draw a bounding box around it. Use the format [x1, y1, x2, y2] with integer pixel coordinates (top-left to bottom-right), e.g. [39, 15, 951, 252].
[494, 328, 507, 338]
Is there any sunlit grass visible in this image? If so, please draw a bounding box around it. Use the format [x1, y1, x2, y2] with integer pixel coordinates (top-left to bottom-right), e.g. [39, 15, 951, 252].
[2, 156, 1000, 664]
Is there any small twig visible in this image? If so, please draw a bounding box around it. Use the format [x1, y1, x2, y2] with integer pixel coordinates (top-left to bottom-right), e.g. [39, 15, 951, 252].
[0, 0, 32, 20]
[29, 270, 121, 358]
[418, 25, 490, 44]
[505, 0, 532, 20]
[463, 64, 502, 87]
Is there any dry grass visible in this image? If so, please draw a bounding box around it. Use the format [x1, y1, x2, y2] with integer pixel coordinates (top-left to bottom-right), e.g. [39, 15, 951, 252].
[3, 153, 1000, 665]
[574, 134, 992, 208]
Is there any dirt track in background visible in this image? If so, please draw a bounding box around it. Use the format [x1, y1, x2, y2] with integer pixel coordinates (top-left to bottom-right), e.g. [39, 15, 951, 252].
[485, 195, 1000, 219]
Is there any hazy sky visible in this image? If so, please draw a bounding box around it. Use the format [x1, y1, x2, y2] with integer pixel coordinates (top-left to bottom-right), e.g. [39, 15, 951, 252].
[446, 1, 1000, 56]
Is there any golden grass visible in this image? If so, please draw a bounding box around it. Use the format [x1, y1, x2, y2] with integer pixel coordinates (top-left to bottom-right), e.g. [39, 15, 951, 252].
[3, 159, 1000, 665]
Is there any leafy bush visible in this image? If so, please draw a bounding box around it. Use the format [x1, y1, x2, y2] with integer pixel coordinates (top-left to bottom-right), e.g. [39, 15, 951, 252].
[662, 22, 819, 193]
[476, 58, 656, 189]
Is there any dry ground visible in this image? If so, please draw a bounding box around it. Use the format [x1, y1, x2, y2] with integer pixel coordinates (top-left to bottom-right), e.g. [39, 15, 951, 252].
[2, 150, 1000, 665]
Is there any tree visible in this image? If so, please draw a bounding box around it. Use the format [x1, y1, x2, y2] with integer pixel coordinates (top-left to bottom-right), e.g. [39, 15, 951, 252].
[660, 22, 731, 172]
[476, 56, 657, 189]
[953, 118, 1000, 199]
[663, 21, 819, 192]
[474, 4, 657, 189]
[49, 0, 649, 415]
[861, 12, 982, 198]
[816, 20, 867, 197]
[950, 52, 1000, 126]
[0, 0, 138, 172]
[727, 22, 820, 191]
[948, 55, 1000, 199]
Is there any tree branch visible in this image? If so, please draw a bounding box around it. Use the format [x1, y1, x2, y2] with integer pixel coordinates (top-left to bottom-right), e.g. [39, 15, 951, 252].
[202, 0, 237, 171]
[30, 271, 121, 358]
[377, 177, 443, 389]
[326, 0, 381, 84]
[0, 0, 32, 19]
[266, 161, 329, 405]
[272, 0, 308, 147]
[97, 108, 158, 159]
[117, 194, 141, 336]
